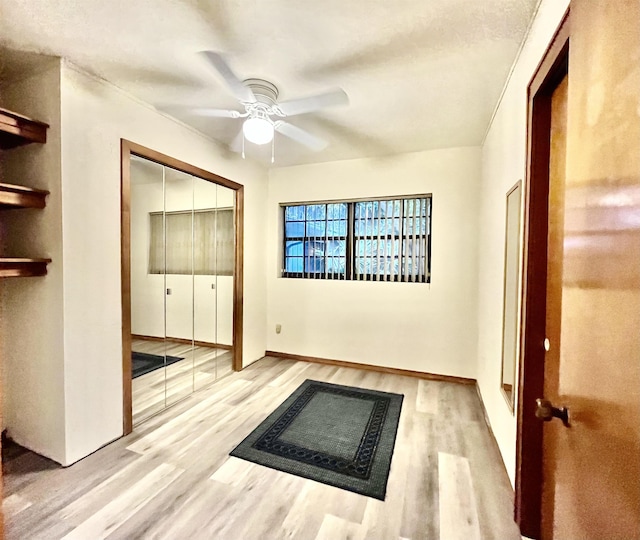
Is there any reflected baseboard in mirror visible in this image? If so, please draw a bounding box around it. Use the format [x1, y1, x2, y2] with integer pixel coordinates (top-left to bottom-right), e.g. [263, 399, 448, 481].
[500, 180, 523, 413]
[132, 334, 233, 350]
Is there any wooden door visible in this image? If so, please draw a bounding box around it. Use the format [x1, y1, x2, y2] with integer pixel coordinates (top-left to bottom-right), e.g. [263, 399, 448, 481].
[540, 71, 567, 540]
[536, 2, 640, 539]
[517, 2, 640, 538]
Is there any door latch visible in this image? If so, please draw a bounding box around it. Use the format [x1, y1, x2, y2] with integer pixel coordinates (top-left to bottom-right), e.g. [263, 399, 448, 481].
[535, 398, 570, 427]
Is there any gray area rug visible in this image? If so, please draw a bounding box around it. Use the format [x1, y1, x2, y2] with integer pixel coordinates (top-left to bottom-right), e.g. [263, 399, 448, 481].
[131, 351, 184, 379]
[230, 379, 403, 500]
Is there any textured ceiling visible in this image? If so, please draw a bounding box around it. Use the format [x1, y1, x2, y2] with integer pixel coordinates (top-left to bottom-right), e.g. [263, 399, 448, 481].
[0, 0, 538, 167]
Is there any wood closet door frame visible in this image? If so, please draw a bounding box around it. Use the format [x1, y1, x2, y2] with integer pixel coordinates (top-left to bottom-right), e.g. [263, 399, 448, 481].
[515, 10, 569, 539]
[120, 140, 245, 435]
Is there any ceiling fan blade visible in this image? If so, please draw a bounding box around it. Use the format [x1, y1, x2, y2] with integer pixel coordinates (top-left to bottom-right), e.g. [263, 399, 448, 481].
[199, 51, 256, 103]
[275, 121, 328, 151]
[187, 108, 243, 118]
[277, 89, 349, 117]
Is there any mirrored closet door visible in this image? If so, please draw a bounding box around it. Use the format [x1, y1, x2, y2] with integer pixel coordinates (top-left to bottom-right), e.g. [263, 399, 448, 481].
[193, 179, 236, 390]
[129, 156, 235, 426]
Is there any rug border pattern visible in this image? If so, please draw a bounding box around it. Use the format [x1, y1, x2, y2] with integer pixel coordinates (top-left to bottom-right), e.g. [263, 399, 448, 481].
[229, 379, 403, 500]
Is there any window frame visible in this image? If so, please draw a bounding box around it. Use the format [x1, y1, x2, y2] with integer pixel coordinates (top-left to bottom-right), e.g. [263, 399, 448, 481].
[281, 202, 350, 280]
[281, 194, 432, 283]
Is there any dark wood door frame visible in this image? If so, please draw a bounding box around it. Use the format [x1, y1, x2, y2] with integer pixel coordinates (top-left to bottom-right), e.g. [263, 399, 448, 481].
[120, 139, 244, 435]
[515, 10, 570, 539]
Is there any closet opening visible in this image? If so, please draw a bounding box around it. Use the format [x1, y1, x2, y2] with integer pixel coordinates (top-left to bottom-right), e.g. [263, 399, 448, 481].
[120, 140, 244, 434]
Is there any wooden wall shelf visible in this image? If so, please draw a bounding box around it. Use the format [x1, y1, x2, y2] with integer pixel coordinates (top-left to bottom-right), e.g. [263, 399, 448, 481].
[0, 258, 52, 278]
[0, 183, 49, 210]
[0, 107, 51, 279]
[0, 106, 51, 526]
[0, 108, 49, 149]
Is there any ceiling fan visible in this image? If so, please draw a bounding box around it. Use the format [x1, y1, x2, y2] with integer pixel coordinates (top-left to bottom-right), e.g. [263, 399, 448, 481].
[192, 51, 349, 159]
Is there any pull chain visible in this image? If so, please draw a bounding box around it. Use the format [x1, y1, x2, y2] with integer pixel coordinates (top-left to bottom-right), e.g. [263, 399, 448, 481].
[242, 133, 245, 159]
[271, 134, 275, 164]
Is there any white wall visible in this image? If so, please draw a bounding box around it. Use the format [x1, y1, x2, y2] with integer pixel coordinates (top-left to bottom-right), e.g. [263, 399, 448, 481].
[476, 0, 570, 485]
[267, 147, 481, 378]
[0, 59, 67, 463]
[130, 163, 234, 345]
[39, 61, 267, 465]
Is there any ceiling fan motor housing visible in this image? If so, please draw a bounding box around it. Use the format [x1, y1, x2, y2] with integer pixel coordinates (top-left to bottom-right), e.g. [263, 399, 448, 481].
[243, 78, 279, 106]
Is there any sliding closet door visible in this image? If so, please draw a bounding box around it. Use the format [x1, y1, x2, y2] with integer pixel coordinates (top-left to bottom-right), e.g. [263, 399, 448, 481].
[130, 157, 237, 425]
[130, 156, 167, 425]
[215, 184, 235, 382]
[192, 180, 236, 389]
[193, 177, 218, 389]
[164, 167, 195, 406]
[192, 180, 235, 388]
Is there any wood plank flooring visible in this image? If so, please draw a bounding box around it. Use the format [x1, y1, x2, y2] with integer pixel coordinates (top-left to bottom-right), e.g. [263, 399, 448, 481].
[132, 339, 233, 425]
[3, 357, 521, 539]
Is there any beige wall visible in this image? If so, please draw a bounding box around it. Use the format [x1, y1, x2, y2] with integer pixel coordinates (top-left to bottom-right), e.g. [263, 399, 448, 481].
[267, 146, 481, 378]
[476, 0, 570, 485]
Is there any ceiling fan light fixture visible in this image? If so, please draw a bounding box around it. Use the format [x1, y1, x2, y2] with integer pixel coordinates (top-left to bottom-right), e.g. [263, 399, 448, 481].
[243, 116, 274, 145]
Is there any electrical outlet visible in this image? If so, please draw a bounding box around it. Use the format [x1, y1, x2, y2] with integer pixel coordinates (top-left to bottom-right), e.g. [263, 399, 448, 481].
[275, 324, 282, 334]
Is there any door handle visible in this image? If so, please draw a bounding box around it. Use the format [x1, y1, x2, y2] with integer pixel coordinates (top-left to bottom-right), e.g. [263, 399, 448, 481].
[535, 398, 570, 427]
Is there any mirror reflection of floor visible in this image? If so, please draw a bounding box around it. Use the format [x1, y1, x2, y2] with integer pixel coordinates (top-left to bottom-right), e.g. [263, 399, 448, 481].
[132, 338, 233, 426]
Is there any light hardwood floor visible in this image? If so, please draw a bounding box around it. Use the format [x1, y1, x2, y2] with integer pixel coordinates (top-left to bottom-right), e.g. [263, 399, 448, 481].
[132, 339, 233, 425]
[3, 357, 521, 539]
